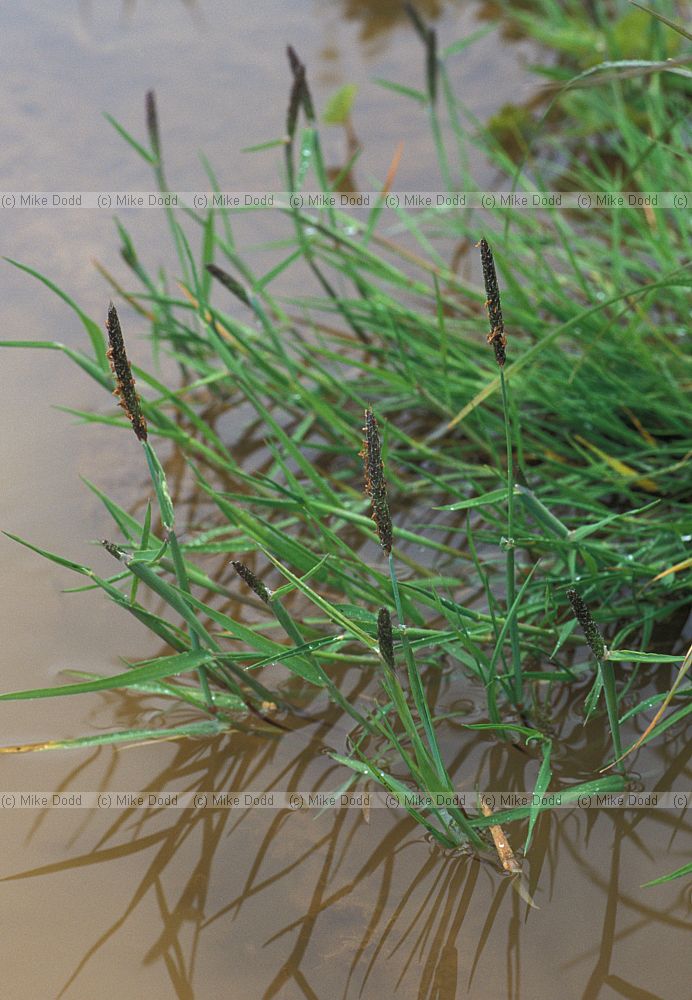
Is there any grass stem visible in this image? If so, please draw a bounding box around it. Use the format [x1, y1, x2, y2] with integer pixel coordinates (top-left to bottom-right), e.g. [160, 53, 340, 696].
[500, 368, 523, 704]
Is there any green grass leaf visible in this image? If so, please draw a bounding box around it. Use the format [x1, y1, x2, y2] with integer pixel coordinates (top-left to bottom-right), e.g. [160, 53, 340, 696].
[323, 84, 358, 125]
[0, 650, 213, 702]
[642, 862, 692, 888]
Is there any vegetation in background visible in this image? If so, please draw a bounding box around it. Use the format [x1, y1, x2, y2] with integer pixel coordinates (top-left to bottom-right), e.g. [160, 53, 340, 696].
[1, 1, 690, 882]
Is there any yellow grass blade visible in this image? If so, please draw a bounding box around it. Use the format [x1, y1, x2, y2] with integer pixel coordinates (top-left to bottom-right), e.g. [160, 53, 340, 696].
[601, 644, 692, 771]
[574, 435, 659, 492]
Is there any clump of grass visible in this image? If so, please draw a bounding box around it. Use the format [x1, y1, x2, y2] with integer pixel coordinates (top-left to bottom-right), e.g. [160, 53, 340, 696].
[0, 1, 689, 875]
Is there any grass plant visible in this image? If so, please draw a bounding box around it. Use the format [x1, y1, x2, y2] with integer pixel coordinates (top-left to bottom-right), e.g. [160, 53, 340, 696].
[1, 1, 690, 876]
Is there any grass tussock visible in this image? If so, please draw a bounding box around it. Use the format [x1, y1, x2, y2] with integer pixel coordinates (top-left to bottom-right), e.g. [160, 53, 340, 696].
[1, 1, 690, 881]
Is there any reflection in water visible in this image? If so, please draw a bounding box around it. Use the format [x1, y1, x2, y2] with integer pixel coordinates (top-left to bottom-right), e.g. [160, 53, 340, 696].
[4, 678, 690, 998]
[3, 315, 689, 998]
[3, 378, 689, 997]
[78, 0, 445, 44]
[337, 0, 444, 43]
[2, 4, 690, 999]
[79, 0, 199, 17]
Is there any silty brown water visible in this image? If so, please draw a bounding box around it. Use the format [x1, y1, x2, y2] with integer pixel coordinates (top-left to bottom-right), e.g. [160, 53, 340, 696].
[0, 3, 689, 998]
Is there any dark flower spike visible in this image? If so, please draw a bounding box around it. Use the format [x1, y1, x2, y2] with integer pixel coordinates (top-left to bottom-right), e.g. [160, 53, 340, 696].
[286, 46, 315, 123]
[425, 24, 438, 104]
[286, 61, 305, 141]
[145, 90, 160, 159]
[206, 264, 251, 307]
[477, 238, 507, 366]
[101, 539, 129, 563]
[232, 560, 271, 604]
[286, 44, 301, 76]
[567, 588, 606, 661]
[404, 4, 437, 103]
[361, 409, 393, 555]
[377, 608, 396, 671]
[106, 303, 148, 442]
[404, 2, 428, 41]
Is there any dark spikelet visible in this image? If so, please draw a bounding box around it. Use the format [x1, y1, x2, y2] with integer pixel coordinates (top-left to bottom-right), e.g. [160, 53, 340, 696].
[404, 2, 428, 42]
[106, 303, 148, 442]
[567, 588, 606, 661]
[145, 90, 160, 158]
[377, 608, 396, 671]
[102, 539, 127, 561]
[286, 44, 301, 76]
[286, 65, 305, 140]
[361, 409, 393, 555]
[425, 27, 437, 104]
[206, 264, 250, 306]
[232, 560, 271, 604]
[286, 46, 314, 122]
[477, 238, 507, 366]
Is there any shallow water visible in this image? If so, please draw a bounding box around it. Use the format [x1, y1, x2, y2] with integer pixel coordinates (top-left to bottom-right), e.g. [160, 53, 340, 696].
[0, 3, 689, 998]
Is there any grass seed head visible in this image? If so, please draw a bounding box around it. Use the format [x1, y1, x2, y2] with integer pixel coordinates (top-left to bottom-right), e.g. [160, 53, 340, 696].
[101, 539, 127, 562]
[145, 90, 160, 158]
[361, 409, 393, 555]
[404, 2, 428, 41]
[426, 26, 438, 104]
[403, 3, 437, 102]
[206, 264, 251, 306]
[286, 46, 314, 123]
[377, 608, 396, 671]
[231, 560, 271, 604]
[567, 588, 606, 661]
[106, 303, 148, 442]
[477, 238, 506, 366]
[286, 63, 305, 141]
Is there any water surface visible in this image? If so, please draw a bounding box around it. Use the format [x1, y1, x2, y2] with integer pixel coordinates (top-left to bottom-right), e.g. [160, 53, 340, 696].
[0, 3, 689, 999]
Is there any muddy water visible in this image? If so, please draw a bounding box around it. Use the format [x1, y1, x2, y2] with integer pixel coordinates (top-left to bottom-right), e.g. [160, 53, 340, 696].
[0, 3, 689, 999]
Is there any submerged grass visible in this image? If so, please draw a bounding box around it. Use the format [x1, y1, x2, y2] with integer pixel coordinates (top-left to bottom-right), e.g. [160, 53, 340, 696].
[1, 2, 690, 876]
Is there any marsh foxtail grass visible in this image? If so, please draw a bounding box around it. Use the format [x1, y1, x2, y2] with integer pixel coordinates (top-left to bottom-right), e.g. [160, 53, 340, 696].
[477, 240, 522, 703]
[568, 588, 623, 768]
[376, 607, 396, 673]
[106, 303, 214, 709]
[106, 302, 148, 442]
[567, 588, 607, 661]
[231, 559, 271, 604]
[145, 89, 160, 160]
[478, 238, 507, 367]
[361, 409, 393, 555]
